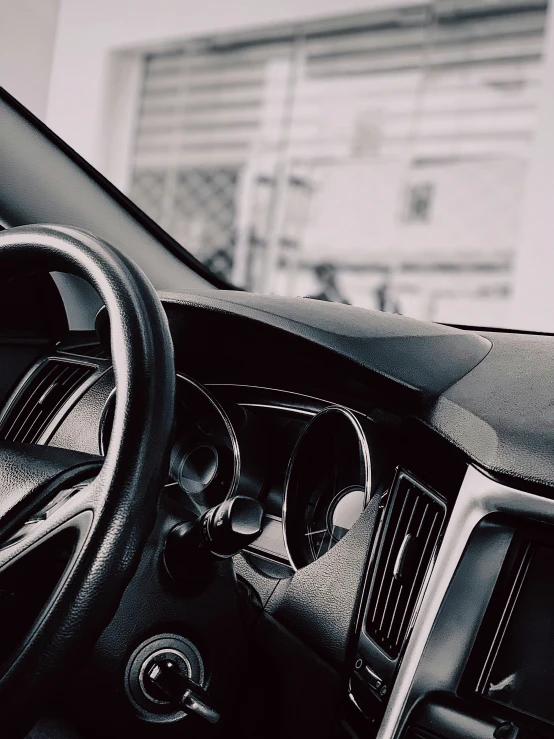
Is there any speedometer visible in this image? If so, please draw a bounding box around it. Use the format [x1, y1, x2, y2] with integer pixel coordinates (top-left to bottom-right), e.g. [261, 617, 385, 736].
[283, 406, 372, 570]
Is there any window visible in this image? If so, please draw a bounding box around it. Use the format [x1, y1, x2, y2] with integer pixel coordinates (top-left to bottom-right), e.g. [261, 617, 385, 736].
[405, 183, 434, 224]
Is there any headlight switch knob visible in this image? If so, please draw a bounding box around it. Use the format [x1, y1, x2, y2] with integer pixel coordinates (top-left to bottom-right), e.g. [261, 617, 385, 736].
[164, 496, 264, 582]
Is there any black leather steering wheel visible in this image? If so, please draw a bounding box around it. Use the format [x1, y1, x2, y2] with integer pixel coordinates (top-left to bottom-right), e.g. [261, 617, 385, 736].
[0, 225, 175, 736]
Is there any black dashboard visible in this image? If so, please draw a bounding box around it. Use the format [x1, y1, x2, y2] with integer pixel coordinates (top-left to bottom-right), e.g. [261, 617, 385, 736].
[2, 289, 554, 739]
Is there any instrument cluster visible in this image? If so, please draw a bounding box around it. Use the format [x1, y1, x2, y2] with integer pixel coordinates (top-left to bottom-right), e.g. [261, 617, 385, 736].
[101, 375, 384, 571]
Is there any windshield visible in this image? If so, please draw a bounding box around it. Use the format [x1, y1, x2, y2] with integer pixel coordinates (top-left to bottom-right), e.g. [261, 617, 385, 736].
[13, 0, 554, 331]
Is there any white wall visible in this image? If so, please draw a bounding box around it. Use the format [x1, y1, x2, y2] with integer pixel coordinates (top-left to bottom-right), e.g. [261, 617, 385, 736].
[511, 6, 554, 331]
[47, 0, 422, 167]
[0, 0, 59, 118]
[300, 159, 524, 263]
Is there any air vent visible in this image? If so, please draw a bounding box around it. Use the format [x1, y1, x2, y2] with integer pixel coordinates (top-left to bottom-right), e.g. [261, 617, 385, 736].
[366, 472, 446, 659]
[0, 359, 95, 444]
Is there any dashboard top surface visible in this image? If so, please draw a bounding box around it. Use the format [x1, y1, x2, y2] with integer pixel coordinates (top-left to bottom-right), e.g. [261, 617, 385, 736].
[158, 291, 554, 496]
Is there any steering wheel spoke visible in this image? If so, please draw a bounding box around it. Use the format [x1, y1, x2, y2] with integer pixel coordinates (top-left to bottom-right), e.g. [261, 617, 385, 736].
[0, 481, 97, 574]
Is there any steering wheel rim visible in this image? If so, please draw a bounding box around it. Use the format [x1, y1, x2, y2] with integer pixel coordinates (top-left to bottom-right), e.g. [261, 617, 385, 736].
[0, 224, 175, 735]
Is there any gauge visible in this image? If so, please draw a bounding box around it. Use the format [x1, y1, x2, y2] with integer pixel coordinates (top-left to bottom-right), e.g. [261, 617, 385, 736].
[168, 374, 239, 512]
[283, 406, 371, 570]
[100, 374, 265, 513]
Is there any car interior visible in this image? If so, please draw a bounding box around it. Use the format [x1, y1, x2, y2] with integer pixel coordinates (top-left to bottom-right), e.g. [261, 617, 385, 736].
[1, 86, 554, 739]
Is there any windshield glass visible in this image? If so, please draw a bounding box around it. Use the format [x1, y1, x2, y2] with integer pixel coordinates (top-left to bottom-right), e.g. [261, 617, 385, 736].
[31, 0, 554, 330]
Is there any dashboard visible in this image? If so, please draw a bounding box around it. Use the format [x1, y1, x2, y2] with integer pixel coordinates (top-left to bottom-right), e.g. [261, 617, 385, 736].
[2, 289, 554, 739]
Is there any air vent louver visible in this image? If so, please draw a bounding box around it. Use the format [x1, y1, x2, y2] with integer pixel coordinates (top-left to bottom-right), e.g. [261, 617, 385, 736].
[366, 473, 446, 659]
[0, 359, 95, 444]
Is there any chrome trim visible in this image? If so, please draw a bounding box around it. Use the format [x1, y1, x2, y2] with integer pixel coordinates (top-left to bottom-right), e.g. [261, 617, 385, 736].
[98, 386, 116, 455]
[176, 374, 241, 501]
[100, 384, 321, 454]
[205, 383, 339, 408]
[239, 403, 316, 417]
[282, 405, 372, 572]
[377, 465, 554, 739]
[205, 382, 373, 421]
[348, 689, 367, 717]
[100, 374, 242, 500]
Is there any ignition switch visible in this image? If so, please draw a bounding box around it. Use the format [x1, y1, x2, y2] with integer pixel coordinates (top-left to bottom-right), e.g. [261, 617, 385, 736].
[145, 659, 220, 724]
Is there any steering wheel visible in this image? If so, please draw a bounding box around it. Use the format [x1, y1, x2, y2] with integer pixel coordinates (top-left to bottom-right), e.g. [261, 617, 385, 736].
[0, 225, 175, 737]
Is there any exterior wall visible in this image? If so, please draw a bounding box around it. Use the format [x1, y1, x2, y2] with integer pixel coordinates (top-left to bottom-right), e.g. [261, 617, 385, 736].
[300, 159, 524, 262]
[512, 4, 554, 331]
[0, 0, 60, 118]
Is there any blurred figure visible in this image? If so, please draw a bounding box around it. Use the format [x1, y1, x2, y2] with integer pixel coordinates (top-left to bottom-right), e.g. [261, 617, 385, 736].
[375, 282, 388, 312]
[307, 262, 350, 304]
[375, 281, 402, 314]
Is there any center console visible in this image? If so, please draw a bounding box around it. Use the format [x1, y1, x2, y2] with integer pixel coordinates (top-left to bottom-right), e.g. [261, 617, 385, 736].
[398, 518, 554, 739]
[458, 522, 554, 739]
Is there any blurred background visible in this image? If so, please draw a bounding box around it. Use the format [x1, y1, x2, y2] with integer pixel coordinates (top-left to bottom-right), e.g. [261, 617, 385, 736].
[3, 0, 554, 330]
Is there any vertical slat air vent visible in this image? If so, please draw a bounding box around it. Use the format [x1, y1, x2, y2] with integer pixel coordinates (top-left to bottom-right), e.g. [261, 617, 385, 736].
[366, 473, 446, 659]
[0, 359, 95, 444]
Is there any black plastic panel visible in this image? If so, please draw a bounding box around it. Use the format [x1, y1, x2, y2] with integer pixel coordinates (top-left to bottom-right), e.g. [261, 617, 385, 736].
[161, 292, 491, 411]
[461, 519, 554, 738]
